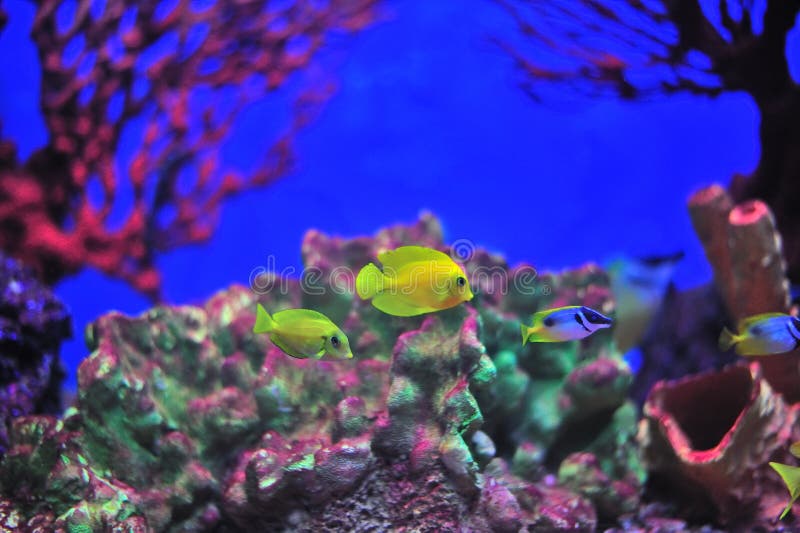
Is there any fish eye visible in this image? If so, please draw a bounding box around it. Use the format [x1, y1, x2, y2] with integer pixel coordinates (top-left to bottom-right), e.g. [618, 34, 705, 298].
[331, 336, 341, 348]
[456, 276, 466, 287]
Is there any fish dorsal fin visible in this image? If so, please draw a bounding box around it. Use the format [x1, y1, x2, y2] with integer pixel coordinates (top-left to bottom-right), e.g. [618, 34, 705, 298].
[377, 246, 452, 269]
[530, 309, 550, 327]
[531, 306, 580, 327]
[273, 309, 332, 330]
[737, 313, 788, 331]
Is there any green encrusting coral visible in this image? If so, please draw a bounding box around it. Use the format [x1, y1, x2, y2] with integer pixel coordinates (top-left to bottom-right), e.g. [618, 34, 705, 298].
[0, 214, 645, 531]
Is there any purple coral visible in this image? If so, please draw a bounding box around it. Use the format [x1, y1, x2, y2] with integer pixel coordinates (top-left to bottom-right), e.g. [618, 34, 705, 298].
[0, 253, 70, 454]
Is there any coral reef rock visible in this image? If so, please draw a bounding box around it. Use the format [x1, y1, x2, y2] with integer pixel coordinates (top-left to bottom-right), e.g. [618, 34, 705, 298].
[0, 253, 70, 454]
[0, 214, 646, 531]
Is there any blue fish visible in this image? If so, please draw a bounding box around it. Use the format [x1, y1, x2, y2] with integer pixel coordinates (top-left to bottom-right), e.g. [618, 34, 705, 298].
[521, 306, 612, 345]
[719, 313, 800, 356]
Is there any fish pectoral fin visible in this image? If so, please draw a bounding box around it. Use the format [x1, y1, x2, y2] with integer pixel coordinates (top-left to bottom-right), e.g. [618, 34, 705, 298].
[371, 294, 434, 317]
[270, 335, 307, 359]
[314, 337, 327, 359]
[737, 313, 787, 330]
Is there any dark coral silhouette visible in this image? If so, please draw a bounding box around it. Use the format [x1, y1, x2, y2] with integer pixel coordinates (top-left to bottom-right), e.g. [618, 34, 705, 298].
[495, 0, 800, 281]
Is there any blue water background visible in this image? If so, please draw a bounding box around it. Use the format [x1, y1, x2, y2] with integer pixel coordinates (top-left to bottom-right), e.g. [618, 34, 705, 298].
[3, 0, 783, 390]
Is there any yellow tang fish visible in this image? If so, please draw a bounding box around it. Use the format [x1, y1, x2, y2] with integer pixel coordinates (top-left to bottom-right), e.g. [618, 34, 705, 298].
[770, 460, 800, 519]
[253, 304, 352, 360]
[356, 245, 473, 317]
[521, 306, 612, 345]
[718, 313, 800, 356]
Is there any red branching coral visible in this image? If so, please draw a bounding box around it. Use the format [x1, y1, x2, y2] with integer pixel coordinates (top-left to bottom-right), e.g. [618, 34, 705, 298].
[0, 0, 377, 299]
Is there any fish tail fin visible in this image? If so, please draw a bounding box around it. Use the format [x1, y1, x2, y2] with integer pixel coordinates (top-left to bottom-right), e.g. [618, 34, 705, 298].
[718, 327, 738, 352]
[356, 263, 384, 300]
[521, 323, 529, 346]
[253, 304, 277, 334]
[770, 462, 800, 519]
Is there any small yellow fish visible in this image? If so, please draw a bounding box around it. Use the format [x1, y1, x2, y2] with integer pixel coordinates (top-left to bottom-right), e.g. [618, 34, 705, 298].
[608, 252, 683, 353]
[253, 304, 352, 359]
[791, 441, 800, 459]
[770, 460, 800, 519]
[521, 306, 612, 345]
[356, 245, 473, 317]
[718, 313, 800, 356]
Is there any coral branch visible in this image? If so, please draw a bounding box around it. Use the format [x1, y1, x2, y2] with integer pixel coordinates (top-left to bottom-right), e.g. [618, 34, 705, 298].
[0, 0, 378, 299]
[495, 1, 800, 280]
[494, 0, 799, 100]
[689, 185, 789, 323]
[727, 200, 791, 318]
[687, 184, 736, 315]
[689, 184, 798, 404]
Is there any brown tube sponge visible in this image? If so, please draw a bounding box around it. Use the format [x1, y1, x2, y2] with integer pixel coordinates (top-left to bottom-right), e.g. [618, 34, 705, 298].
[640, 363, 799, 526]
[689, 186, 790, 323]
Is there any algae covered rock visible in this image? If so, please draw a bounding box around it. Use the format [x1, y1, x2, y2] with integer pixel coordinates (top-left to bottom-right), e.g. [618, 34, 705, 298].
[0, 214, 646, 531]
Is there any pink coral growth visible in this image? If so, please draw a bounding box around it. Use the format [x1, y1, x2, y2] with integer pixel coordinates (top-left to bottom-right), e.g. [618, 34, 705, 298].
[0, 0, 377, 299]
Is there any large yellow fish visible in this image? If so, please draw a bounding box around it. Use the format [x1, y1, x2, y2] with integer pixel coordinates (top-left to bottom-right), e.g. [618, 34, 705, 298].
[253, 304, 352, 359]
[718, 313, 800, 356]
[356, 245, 473, 316]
